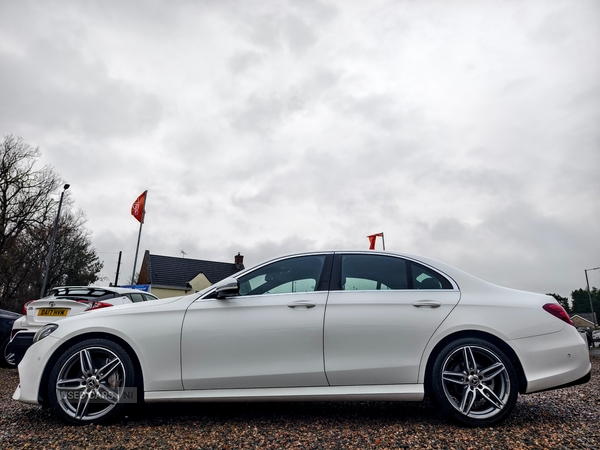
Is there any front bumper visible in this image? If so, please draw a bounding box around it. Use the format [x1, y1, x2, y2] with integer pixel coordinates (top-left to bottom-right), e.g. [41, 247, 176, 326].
[13, 334, 62, 405]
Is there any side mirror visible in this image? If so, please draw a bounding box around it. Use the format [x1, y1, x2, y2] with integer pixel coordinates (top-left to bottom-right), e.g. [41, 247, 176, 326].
[214, 277, 239, 299]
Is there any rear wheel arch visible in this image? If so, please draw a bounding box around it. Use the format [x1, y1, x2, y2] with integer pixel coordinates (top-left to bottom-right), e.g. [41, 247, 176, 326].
[39, 332, 144, 407]
[423, 330, 527, 398]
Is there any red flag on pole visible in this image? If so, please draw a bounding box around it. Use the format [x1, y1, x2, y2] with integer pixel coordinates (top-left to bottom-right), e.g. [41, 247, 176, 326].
[367, 233, 384, 250]
[131, 190, 147, 223]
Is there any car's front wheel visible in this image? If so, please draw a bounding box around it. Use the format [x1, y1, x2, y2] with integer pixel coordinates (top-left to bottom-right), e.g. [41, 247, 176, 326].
[431, 338, 518, 427]
[47, 338, 136, 425]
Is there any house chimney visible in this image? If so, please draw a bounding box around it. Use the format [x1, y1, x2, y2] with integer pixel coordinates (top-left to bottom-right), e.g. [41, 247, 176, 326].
[234, 252, 244, 270]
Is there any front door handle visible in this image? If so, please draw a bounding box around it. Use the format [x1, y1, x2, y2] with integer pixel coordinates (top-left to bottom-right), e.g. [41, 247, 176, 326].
[412, 300, 441, 308]
[287, 301, 316, 309]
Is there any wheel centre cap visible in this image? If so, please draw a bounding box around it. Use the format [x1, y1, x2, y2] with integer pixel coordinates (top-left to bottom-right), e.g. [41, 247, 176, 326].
[86, 377, 99, 390]
[468, 375, 480, 387]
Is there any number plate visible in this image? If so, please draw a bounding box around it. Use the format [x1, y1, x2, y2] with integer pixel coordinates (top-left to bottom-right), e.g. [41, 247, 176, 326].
[37, 308, 69, 317]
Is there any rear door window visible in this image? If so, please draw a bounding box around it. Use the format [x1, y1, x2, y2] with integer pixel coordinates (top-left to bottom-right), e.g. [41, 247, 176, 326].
[336, 254, 453, 290]
[341, 254, 408, 290]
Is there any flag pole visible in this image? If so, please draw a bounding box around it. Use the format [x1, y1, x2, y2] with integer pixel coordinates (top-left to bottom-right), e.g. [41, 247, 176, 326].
[381, 232, 385, 250]
[131, 220, 143, 284]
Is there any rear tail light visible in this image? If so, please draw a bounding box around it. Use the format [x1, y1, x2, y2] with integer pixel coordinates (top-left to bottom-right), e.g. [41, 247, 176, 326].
[543, 303, 574, 326]
[76, 300, 113, 311]
[22, 300, 34, 315]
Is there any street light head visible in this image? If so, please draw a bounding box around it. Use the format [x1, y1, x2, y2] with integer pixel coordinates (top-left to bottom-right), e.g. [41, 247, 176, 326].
[63, 184, 70, 190]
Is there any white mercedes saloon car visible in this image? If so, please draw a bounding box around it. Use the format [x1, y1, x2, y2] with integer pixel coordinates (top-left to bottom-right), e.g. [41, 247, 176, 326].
[13, 251, 590, 427]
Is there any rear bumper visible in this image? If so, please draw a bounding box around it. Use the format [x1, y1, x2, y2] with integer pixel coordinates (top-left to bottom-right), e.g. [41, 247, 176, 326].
[7, 332, 35, 366]
[513, 326, 591, 394]
[529, 369, 591, 394]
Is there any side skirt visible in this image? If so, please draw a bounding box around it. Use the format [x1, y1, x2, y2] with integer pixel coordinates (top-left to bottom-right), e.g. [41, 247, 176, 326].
[144, 384, 425, 403]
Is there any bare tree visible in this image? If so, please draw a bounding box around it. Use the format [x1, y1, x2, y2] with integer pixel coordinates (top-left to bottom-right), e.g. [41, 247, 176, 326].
[0, 136, 103, 311]
[45, 209, 104, 289]
[0, 136, 61, 256]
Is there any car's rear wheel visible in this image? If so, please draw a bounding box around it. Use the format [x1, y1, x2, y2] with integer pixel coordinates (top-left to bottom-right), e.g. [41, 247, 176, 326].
[47, 338, 136, 425]
[431, 338, 518, 427]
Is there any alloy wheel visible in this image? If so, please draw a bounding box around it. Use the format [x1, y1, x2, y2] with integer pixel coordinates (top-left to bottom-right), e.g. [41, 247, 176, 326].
[54, 346, 126, 422]
[440, 344, 511, 421]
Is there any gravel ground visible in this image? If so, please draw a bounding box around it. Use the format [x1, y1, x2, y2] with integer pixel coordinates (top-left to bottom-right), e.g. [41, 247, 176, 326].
[1, 356, 599, 450]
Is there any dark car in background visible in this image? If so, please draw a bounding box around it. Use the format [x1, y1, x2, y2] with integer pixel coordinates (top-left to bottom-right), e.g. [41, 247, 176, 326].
[577, 326, 593, 347]
[1, 309, 22, 367]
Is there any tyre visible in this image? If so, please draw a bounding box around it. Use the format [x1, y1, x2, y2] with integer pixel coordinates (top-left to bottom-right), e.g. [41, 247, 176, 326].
[431, 338, 518, 427]
[1, 337, 17, 368]
[47, 338, 136, 425]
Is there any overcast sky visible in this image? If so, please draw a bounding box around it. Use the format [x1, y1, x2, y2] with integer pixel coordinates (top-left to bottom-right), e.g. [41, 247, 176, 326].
[1, 0, 599, 298]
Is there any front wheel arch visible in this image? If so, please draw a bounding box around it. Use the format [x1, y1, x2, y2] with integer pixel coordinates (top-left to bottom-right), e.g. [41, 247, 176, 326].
[424, 330, 527, 399]
[39, 332, 144, 408]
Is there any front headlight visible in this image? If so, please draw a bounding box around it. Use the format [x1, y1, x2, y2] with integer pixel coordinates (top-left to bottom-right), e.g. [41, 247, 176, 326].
[33, 323, 59, 343]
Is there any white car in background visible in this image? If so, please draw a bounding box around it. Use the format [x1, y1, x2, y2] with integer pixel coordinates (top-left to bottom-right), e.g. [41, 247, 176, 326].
[593, 330, 600, 347]
[6, 286, 158, 366]
[12, 251, 590, 427]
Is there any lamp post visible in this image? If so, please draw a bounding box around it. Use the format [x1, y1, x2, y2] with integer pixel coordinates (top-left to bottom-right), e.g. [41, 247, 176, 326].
[585, 266, 600, 328]
[40, 184, 70, 298]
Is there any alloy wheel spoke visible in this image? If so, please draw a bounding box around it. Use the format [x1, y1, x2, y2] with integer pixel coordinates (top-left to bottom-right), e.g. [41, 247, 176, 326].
[462, 346, 477, 374]
[97, 358, 122, 382]
[479, 362, 506, 382]
[56, 378, 86, 392]
[459, 387, 477, 415]
[75, 391, 92, 419]
[97, 384, 120, 404]
[79, 349, 95, 376]
[442, 370, 468, 385]
[478, 384, 506, 410]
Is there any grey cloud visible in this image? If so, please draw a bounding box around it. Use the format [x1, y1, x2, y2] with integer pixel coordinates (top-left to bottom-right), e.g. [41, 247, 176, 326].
[230, 91, 291, 134]
[229, 68, 342, 135]
[0, 0, 596, 301]
[424, 201, 598, 296]
[0, 33, 162, 140]
[228, 51, 264, 74]
[501, 78, 535, 96]
[563, 83, 600, 110]
[340, 93, 416, 131]
[528, 6, 579, 45]
[227, 235, 321, 268]
[281, 14, 318, 56]
[231, 0, 338, 55]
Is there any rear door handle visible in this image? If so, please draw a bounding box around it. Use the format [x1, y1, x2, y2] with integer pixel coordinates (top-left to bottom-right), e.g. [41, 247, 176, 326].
[412, 300, 441, 308]
[287, 301, 316, 309]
